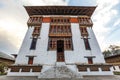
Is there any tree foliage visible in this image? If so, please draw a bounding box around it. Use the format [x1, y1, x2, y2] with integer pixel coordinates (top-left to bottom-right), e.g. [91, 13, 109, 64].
[0, 62, 8, 74]
[103, 45, 120, 57]
[103, 50, 111, 57]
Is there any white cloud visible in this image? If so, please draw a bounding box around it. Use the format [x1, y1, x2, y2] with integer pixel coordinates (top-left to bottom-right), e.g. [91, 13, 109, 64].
[21, 0, 67, 6]
[113, 19, 120, 27]
[0, 0, 68, 54]
[0, 0, 28, 54]
[0, 0, 120, 54]
[92, 0, 120, 51]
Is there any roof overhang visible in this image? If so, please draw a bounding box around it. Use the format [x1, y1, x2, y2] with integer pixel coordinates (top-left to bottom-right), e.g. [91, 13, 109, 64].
[24, 6, 96, 17]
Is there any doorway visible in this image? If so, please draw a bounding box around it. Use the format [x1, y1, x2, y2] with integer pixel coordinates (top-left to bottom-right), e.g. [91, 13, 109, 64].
[57, 40, 64, 62]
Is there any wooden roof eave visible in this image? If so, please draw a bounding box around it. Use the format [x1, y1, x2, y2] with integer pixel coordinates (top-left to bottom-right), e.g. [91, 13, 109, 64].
[24, 6, 96, 17]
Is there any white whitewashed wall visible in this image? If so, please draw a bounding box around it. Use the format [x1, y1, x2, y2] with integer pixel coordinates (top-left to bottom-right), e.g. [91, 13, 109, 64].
[15, 27, 34, 64]
[12, 16, 113, 76]
[15, 17, 105, 65]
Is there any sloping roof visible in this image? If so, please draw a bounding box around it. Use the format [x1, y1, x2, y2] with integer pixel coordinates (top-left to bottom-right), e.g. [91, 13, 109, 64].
[0, 52, 15, 61]
[104, 49, 120, 58]
[24, 6, 96, 17]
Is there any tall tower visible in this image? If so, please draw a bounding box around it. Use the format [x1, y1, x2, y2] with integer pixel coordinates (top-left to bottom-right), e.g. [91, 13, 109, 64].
[8, 6, 113, 78]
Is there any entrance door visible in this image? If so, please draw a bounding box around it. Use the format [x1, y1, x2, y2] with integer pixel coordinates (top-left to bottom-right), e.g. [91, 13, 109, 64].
[57, 40, 64, 62]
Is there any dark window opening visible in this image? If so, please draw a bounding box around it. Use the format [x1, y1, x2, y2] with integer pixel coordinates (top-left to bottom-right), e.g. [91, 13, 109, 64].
[83, 38, 91, 50]
[57, 40, 64, 52]
[88, 58, 93, 64]
[57, 40, 64, 62]
[113, 66, 116, 70]
[30, 38, 37, 50]
[28, 57, 34, 65]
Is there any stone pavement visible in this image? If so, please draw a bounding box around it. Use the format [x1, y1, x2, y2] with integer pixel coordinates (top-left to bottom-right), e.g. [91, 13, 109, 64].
[0, 75, 120, 80]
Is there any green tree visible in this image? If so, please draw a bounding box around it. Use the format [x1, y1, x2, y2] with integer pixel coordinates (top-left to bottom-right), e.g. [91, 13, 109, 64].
[103, 45, 120, 57]
[0, 62, 8, 74]
[103, 50, 111, 57]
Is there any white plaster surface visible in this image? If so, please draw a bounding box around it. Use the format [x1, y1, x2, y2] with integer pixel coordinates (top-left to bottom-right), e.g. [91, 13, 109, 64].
[8, 16, 112, 77]
[112, 66, 120, 72]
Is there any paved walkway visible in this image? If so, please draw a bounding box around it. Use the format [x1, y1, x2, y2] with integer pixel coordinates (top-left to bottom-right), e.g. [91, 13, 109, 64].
[0, 75, 120, 80]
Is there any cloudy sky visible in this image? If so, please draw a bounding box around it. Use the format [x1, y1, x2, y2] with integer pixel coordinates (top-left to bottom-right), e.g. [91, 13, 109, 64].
[0, 0, 120, 54]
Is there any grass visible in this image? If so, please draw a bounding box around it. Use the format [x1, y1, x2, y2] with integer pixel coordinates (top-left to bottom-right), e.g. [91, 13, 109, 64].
[114, 71, 120, 75]
[0, 72, 7, 76]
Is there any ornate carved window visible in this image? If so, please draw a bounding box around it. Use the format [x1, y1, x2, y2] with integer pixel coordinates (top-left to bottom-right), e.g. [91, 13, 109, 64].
[27, 16, 42, 26]
[48, 38, 73, 50]
[28, 17, 42, 23]
[49, 25, 71, 34]
[48, 17, 73, 51]
[78, 17, 92, 25]
[30, 26, 41, 50]
[51, 17, 70, 23]
[80, 26, 88, 37]
[32, 26, 41, 37]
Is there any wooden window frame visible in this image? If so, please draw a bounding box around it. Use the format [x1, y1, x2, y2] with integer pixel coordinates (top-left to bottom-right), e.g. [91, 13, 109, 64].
[30, 38, 37, 50]
[28, 17, 42, 23]
[50, 17, 70, 23]
[83, 38, 91, 50]
[32, 26, 41, 37]
[28, 57, 34, 65]
[49, 25, 71, 34]
[80, 26, 88, 36]
[88, 58, 93, 64]
[48, 38, 73, 51]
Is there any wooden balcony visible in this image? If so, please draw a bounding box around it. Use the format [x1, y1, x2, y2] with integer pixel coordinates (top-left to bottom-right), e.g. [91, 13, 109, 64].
[78, 16, 93, 27]
[27, 21, 41, 26]
[9, 65, 42, 72]
[27, 17, 42, 26]
[79, 22, 93, 27]
[32, 33, 40, 37]
[77, 64, 112, 72]
[81, 32, 88, 37]
[50, 23, 70, 25]
[49, 33, 72, 37]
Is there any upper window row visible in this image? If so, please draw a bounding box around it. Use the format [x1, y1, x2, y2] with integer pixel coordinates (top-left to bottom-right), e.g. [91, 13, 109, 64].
[49, 25, 71, 34]
[78, 17, 92, 24]
[28, 17, 92, 24]
[28, 17, 42, 23]
[51, 18, 70, 23]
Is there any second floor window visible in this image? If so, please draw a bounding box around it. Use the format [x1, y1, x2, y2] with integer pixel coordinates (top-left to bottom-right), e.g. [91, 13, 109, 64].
[83, 38, 91, 50]
[49, 25, 71, 34]
[80, 26, 88, 37]
[32, 26, 41, 37]
[30, 38, 37, 50]
[48, 38, 73, 50]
